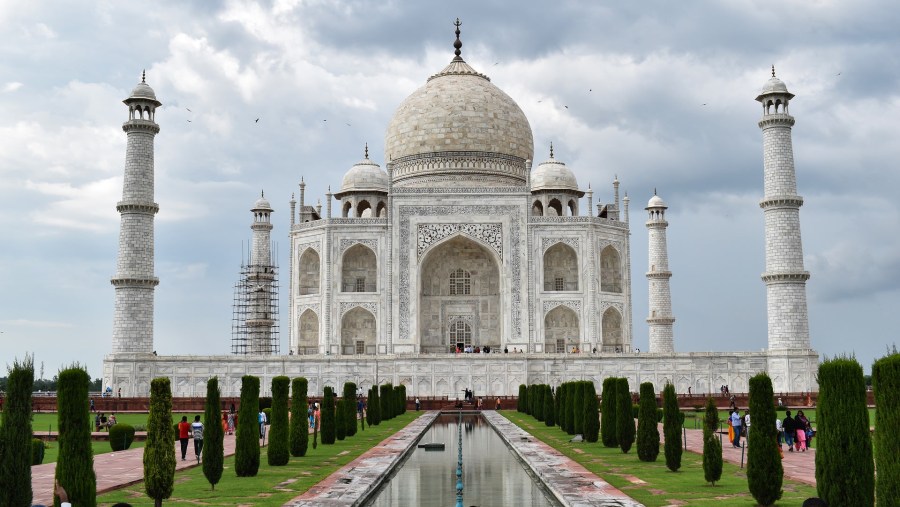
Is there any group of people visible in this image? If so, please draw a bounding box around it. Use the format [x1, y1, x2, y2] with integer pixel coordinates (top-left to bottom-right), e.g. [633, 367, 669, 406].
[455, 345, 494, 353]
[728, 409, 750, 447]
[93, 412, 117, 432]
[719, 385, 731, 396]
[176, 415, 205, 462]
[780, 410, 814, 452]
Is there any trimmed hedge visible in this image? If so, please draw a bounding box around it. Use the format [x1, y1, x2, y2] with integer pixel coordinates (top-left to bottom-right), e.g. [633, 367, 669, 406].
[55, 366, 97, 507]
[290, 377, 309, 457]
[572, 382, 585, 435]
[335, 399, 347, 441]
[615, 378, 634, 453]
[202, 377, 225, 489]
[144, 377, 175, 505]
[663, 383, 682, 472]
[109, 424, 136, 451]
[343, 382, 358, 437]
[816, 357, 874, 507]
[380, 384, 393, 421]
[517, 384, 526, 412]
[321, 386, 336, 444]
[747, 373, 782, 505]
[544, 385, 556, 427]
[873, 352, 900, 505]
[235, 375, 261, 477]
[583, 382, 600, 443]
[0, 357, 34, 506]
[31, 438, 45, 466]
[267, 376, 290, 466]
[636, 382, 659, 462]
[702, 397, 722, 485]
[564, 382, 576, 435]
[600, 377, 618, 447]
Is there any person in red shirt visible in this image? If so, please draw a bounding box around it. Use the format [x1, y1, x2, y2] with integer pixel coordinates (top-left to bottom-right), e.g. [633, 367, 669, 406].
[178, 416, 191, 461]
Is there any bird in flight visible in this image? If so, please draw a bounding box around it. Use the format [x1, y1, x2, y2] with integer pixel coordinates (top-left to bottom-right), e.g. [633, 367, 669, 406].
[564, 105, 569, 109]
[186, 107, 192, 112]
[255, 118, 260, 123]
[187, 119, 192, 122]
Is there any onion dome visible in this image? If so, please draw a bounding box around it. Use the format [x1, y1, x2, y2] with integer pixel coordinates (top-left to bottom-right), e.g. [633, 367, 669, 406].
[252, 191, 272, 211]
[756, 65, 794, 101]
[531, 144, 581, 193]
[125, 70, 162, 107]
[336, 145, 388, 196]
[646, 192, 667, 209]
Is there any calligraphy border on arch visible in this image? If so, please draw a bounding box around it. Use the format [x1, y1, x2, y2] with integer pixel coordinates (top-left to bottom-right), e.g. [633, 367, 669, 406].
[297, 242, 320, 258]
[339, 301, 379, 318]
[339, 238, 378, 255]
[399, 205, 521, 339]
[417, 223, 502, 260]
[542, 299, 582, 314]
[297, 303, 320, 317]
[541, 237, 579, 253]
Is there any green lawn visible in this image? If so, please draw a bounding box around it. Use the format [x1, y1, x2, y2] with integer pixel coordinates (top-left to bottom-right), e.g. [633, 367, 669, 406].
[39, 440, 146, 464]
[28, 412, 202, 433]
[96, 412, 420, 506]
[502, 411, 819, 507]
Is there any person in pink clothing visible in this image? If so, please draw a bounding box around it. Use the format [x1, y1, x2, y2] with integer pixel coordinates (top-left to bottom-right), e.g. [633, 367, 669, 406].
[795, 410, 811, 451]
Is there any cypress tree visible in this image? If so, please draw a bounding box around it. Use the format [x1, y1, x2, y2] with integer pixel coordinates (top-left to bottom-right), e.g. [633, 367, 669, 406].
[663, 383, 682, 472]
[321, 386, 336, 444]
[54, 366, 96, 507]
[0, 356, 33, 507]
[365, 387, 375, 426]
[747, 373, 782, 505]
[267, 376, 290, 466]
[544, 385, 556, 427]
[702, 396, 722, 485]
[401, 385, 408, 414]
[235, 375, 260, 477]
[335, 399, 347, 441]
[615, 378, 635, 453]
[534, 384, 544, 421]
[600, 377, 618, 447]
[370, 386, 381, 425]
[393, 385, 403, 418]
[518, 384, 527, 412]
[583, 382, 600, 443]
[555, 383, 564, 429]
[636, 382, 659, 461]
[144, 377, 175, 507]
[380, 383, 393, 420]
[343, 382, 358, 437]
[572, 381, 585, 435]
[564, 381, 576, 434]
[873, 352, 900, 505]
[202, 377, 225, 488]
[816, 357, 874, 507]
[289, 377, 309, 457]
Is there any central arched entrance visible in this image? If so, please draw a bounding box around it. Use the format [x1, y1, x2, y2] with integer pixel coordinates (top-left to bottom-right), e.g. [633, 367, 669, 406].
[419, 235, 501, 353]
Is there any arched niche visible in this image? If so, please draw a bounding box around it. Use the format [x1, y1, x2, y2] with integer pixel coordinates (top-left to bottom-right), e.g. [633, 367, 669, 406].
[298, 248, 320, 295]
[297, 309, 319, 354]
[341, 244, 376, 292]
[543, 242, 578, 291]
[600, 245, 622, 293]
[532, 200, 544, 216]
[602, 307, 623, 351]
[544, 305, 579, 353]
[341, 307, 375, 354]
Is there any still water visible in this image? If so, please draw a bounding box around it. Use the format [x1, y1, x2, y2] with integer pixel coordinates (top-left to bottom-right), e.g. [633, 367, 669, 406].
[367, 413, 557, 507]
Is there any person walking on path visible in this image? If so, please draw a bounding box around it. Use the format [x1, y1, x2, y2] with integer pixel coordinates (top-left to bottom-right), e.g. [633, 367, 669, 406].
[178, 415, 191, 461]
[730, 409, 742, 448]
[743, 410, 751, 438]
[795, 410, 810, 452]
[258, 409, 267, 440]
[191, 415, 204, 463]
[415, 397, 420, 411]
[783, 410, 796, 451]
[227, 411, 235, 435]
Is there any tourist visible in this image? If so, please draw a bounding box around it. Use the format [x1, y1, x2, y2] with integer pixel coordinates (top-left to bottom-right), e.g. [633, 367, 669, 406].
[178, 416, 191, 460]
[743, 410, 750, 438]
[775, 415, 784, 448]
[503, 346, 508, 353]
[94, 412, 101, 432]
[730, 409, 742, 448]
[100, 412, 108, 431]
[90, 398, 95, 412]
[777, 396, 783, 407]
[308, 402, 314, 430]
[415, 397, 420, 411]
[258, 409, 267, 439]
[796, 410, 810, 451]
[358, 397, 364, 419]
[495, 398, 501, 410]
[191, 415, 204, 462]
[783, 410, 796, 451]
[227, 411, 235, 435]
[108, 413, 117, 429]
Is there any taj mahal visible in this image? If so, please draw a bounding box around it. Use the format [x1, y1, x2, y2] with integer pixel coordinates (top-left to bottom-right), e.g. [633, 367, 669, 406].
[102, 24, 819, 397]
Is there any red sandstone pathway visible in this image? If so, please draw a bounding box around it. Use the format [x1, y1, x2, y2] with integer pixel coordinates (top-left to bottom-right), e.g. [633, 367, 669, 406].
[31, 433, 240, 505]
[676, 426, 817, 486]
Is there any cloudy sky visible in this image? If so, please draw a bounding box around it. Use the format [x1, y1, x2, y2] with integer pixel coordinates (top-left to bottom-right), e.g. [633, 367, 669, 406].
[2, 0, 898, 381]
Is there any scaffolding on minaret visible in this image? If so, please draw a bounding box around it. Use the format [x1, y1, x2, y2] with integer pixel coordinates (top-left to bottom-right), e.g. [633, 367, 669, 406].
[231, 244, 280, 355]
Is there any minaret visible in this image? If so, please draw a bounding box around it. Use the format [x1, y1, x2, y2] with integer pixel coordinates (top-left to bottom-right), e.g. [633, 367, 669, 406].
[646, 191, 675, 353]
[756, 67, 810, 350]
[111, 71, 161, 355]
[247, 192, 276, 354]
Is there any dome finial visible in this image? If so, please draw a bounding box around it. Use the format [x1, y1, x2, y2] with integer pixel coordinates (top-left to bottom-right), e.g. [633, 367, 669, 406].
[654, 187, 657, 196]
[453, 18, 462, 58]
[771, 65, 776, 78]
[549, 142, 554, 158]
[261, 189, 265, 198]
[142, 69, 146, 83]
[364, 142, 369, 159]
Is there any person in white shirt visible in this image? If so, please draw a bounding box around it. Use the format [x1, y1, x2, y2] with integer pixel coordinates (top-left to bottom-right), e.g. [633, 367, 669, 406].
[191, 415, 204, 462]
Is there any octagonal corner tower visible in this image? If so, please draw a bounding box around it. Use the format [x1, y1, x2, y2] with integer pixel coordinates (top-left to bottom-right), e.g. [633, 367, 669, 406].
[384, 52, 534, 188]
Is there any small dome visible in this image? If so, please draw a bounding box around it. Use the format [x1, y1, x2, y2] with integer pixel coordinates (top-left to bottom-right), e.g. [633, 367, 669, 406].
[339, 157, 388, 194]
[531, 152, 579, 192]
[646, 194, 667, 209]
[760, 76, 788, 95]
[130, 81, 158, 101]
[252, 192, 272, 211]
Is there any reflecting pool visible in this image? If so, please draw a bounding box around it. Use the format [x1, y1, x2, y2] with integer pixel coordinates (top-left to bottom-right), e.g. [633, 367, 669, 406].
[367, 413, 558, 506]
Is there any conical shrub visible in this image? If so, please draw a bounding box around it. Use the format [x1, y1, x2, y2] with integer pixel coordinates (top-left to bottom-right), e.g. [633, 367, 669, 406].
[873, 351, 900, 505]
[55, 366, 96, 507]
[203, 377, 225, 488]
[702, 397, 722, 485]
[747, 373, 782, 505]
[267, 376, 290, 466]
[600, 377, 618, 447]
[235, 375, 260, 476]
[636, 382, 659, 461]
[663, 383, 682, 471]
[0, 356, 33, 507]
[289, 377, 309, 457]
[321, 386, 336, 444]
[583, 382, 600, 442]
[144, 377, 175, 505]
[615, 378, 635, 453]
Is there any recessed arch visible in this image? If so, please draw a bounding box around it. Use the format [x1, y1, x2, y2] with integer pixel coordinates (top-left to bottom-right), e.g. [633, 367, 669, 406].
[532, 200, 544, 216]
[340, 307, 375, 354]
[567, 199, 577, 216]
[544, 305, 579, 353]
[341, 244, 376, 292]
[357, 200, 372, 217]
[602, 307, 623, 351]
[298, 248, 320, 295]
[543, 242, 578, 291]
[376, 201, 387, 217]
[342, 201, 352, 218]
[297, 309, 319, 354]
[547, 198, 563, 216]
[600, 245, 622, 293]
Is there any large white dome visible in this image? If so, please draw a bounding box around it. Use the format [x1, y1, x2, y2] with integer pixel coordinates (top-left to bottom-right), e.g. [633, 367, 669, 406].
[384, 54, 534, 187]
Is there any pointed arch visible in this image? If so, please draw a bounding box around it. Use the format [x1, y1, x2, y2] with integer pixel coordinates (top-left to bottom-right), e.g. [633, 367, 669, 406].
[356, 200, 372, 217]
[544, 305, 579, 353]
[547, 198, 563, 216]
[600, 245, 622, 293]
[532, 200, 544, 216]
[376, 201, 387, 217]
[298, 248, 320, 295]
[567, 199, 577, 216]
[298, 309, 319, 354]
[341, 244, 376, 292]
[342, 201, 352, 218]
[340, 306, 375, 354]
[601, 307, 623, 351]
[544, 242, 578, 291]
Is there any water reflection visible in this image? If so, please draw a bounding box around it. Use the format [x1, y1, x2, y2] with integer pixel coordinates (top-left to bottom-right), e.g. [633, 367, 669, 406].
[367, 413, 557, 507]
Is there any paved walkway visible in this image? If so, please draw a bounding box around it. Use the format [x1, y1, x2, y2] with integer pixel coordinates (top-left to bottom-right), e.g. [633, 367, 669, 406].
[31, 433, 240, 505]
[486, 411, 642, 506]
[678, 426, 817, 486]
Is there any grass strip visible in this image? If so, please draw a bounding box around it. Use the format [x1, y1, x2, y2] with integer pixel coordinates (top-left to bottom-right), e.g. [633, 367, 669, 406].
[96, 411, 420, 506]
[502, 411, 819, 507]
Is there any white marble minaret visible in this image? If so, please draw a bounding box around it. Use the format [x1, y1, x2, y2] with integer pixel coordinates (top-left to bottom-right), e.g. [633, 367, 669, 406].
[756, 67, 811, 351]
[247, 192, 276, 354]
[646, 192, 675, 353]
[111, 72, 161, 355]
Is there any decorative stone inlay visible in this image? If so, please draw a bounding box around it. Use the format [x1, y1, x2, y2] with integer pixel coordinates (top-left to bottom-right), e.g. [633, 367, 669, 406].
[339, 301, 378, 318]
[392, 186, 529, 194]
[600, 301, 624, 314]
[297, 242, 320, 257]
[340, 238, 378, 254]
[761, 271, 811, 283]
[400, 205, 522, 339]
[597, 239, 624, 254]
[759, 196, 804, 209]
[542, 299, 582, 314]
[541, 237, 579, 253]
[297, 303, 320, 317]
[417, 223, 502, 260]
[531, 216, 629, 229]
[328, 218, 388, 226]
